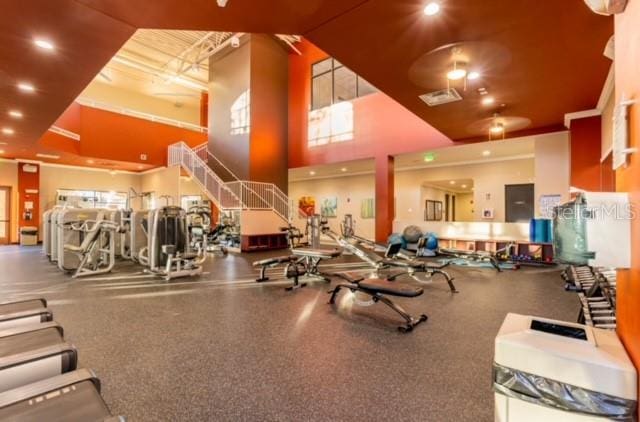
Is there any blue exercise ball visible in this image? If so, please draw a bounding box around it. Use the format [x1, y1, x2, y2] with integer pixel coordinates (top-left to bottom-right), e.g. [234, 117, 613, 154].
[387, 233, 407, 249]
[423, 232, 438, 250]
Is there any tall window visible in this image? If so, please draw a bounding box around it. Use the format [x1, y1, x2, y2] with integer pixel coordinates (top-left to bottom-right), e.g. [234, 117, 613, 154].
[230, 90, 250, 135]
[311, 58, 377, 111]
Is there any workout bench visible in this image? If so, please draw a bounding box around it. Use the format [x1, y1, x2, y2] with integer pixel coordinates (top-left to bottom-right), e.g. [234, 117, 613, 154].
[328, 272, 428, 333]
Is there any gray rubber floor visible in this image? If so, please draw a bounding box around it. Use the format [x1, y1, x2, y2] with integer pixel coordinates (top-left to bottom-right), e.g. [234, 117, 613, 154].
[0, 245, 578, 421]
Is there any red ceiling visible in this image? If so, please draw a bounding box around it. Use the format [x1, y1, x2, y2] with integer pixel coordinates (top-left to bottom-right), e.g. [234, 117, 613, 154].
[0, 0, 613, 164]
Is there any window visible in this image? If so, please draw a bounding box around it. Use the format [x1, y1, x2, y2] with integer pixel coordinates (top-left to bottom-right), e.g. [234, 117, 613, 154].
[230, 90, 250, 135]
[311, 58, 377, 111]
[56, 189, 128, 209]
[308, 102, 354, 147]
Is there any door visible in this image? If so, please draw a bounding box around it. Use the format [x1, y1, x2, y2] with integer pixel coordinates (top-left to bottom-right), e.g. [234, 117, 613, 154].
[0, 187, 10, 245]
[505, 184, 534, 223]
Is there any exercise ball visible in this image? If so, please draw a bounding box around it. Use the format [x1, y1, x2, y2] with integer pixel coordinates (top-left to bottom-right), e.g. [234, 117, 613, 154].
[423, 232, 438, 250]
[387, 233, 407, 249]
[402, 225, 423, 243]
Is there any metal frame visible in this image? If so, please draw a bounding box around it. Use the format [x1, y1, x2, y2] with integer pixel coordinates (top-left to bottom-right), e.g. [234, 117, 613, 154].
[310, 58, 377, 111]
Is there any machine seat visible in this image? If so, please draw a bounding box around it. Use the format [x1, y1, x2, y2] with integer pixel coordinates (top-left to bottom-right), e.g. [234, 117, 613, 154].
[358, 278, 424, 298]
[292, 248, 341, 259]
[181, 252, 199, 260]
[253, 256, 296, 267]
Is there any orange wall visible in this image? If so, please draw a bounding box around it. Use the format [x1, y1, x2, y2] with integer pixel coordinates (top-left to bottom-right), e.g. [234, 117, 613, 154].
[17, 163, 40, 230]
[46, 103, 206, 166]
[614, 0, 640, 411]
[570, 116, 602, 191]
[288, 40, 453, 169]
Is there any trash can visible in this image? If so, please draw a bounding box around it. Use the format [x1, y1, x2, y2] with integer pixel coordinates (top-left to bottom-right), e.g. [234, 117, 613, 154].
[494, 313, 637, 421]
[19, 226, 38, 246]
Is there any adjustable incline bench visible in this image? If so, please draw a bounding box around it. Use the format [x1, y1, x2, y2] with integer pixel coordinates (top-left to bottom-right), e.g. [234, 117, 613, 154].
[383, 257, 459, 293]
[253, 248, 342, 291]
[328, 272, 428, 333]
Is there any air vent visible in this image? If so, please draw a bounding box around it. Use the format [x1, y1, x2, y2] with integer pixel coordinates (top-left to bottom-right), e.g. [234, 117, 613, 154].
[419, 88, 462, 107]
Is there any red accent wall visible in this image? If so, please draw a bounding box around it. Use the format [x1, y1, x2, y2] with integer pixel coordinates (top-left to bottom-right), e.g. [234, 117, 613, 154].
[569, 116, 602, 191]
[40, 103, 207, 166]
[614, 0, 640, 414]
[601, 152, 615, 192]
[288, 40, 453, 169]
[17, 163, 40, 230]
[288, 40, 453, 241]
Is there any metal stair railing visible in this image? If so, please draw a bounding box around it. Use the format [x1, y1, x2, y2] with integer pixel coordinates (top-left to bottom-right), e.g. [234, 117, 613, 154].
[169, 142, 291, 221]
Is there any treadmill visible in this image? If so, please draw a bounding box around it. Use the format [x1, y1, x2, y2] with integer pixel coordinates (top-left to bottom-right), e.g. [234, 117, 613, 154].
[0, 322, 77, 393]
[0, 299, 53, 331]
[0, 369, 122, 422]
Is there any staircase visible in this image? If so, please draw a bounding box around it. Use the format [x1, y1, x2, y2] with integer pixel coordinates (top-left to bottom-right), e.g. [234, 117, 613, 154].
[168, 142, 291, 222]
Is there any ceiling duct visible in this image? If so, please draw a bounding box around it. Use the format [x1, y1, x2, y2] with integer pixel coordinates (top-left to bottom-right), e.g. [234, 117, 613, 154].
[583, 0, 628, 15]
[419, 88, 462, 107]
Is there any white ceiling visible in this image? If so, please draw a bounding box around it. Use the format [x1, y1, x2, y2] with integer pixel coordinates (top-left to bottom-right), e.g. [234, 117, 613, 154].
[87, 29, 234, 108]
[288, 133, 551, 182]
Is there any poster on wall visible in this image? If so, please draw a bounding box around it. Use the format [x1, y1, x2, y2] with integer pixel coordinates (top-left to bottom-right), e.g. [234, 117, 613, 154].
[298, 196, 316, 218]
[539, 194, 562, 219]
[482, 208, 494, 219]
[320, 197, 338, 218]
[360, 198, 375, 219]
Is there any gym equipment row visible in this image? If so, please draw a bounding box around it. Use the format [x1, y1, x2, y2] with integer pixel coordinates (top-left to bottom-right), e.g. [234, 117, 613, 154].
[43, 206, 206, 281]
[0, 298, 122, 421]
[562, 266, 617, 329]
[254, 214, 459, 332]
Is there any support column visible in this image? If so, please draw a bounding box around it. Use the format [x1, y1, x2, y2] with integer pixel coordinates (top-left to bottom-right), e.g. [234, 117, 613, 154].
[375, 155, 394, 243]
[570, 115, 602, 191]
[199, 92, 209, 128]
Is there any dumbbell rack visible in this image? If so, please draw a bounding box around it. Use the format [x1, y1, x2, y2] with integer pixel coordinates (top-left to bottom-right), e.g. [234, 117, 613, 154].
[562, 266, 617, 330]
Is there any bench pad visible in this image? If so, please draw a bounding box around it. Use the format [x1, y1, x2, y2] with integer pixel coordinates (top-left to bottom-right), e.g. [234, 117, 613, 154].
[358, 278, 424, 297]
[292, 248, 341, 259]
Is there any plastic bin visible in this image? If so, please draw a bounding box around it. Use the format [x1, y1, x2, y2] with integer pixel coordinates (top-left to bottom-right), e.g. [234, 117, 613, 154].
[19, 226, 38, 246]
[494, 313, 637, 421]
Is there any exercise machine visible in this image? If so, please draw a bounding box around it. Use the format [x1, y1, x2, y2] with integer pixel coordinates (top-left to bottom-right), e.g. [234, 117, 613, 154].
[0, 322, 77, 393]
[187, 205, 228, 255]
[0, 299, 52, 331]
[340, 214, 387, 252]
[62, 214, 124, 278]
[0, 369, 122, 422]
[280, 223, 307, 249]
[328, 272, 428, 332]
[384, 259, 458, 293]
[253, 248, 342, 290]
[139, 206, 205, 281]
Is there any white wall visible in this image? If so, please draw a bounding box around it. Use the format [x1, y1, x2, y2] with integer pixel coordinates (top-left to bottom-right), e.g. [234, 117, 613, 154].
[456, 193, 475, 221]
[289, 174, 376, 240]
[533, 132, 570, 217]
[396, 158, 535, 223]
[141, 166, 181, 207]
[601, 93, 615, 159]
[80, 82, 201, 125]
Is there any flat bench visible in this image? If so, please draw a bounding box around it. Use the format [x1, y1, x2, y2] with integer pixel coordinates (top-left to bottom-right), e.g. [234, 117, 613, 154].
[328, 273, 428, 332]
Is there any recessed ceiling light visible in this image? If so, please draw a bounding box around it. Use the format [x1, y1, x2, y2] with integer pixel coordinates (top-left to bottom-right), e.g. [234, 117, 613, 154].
[87, 159, 94, 164]
[341, 167, 347, 172]
[8, 110, 23, 118]
[36, 153, 60, 159]
[482, 150, 491, 157]
[0, 150, 4, 154]
[34, 39, 55, 51]
[461, 184, 467, 188]
[468, 71, 480, 80]
[2, 128, 15, 135]
[482, 96, 495, 106]
[17, 83, 35, 93]
[449, 180, 456, 185]
[490, 123, 505, 134]
[309, 171, 316, 176]
[138, 165, 144, 169]
[109, 170, 118, 175]
[423, 2, 440, 15]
